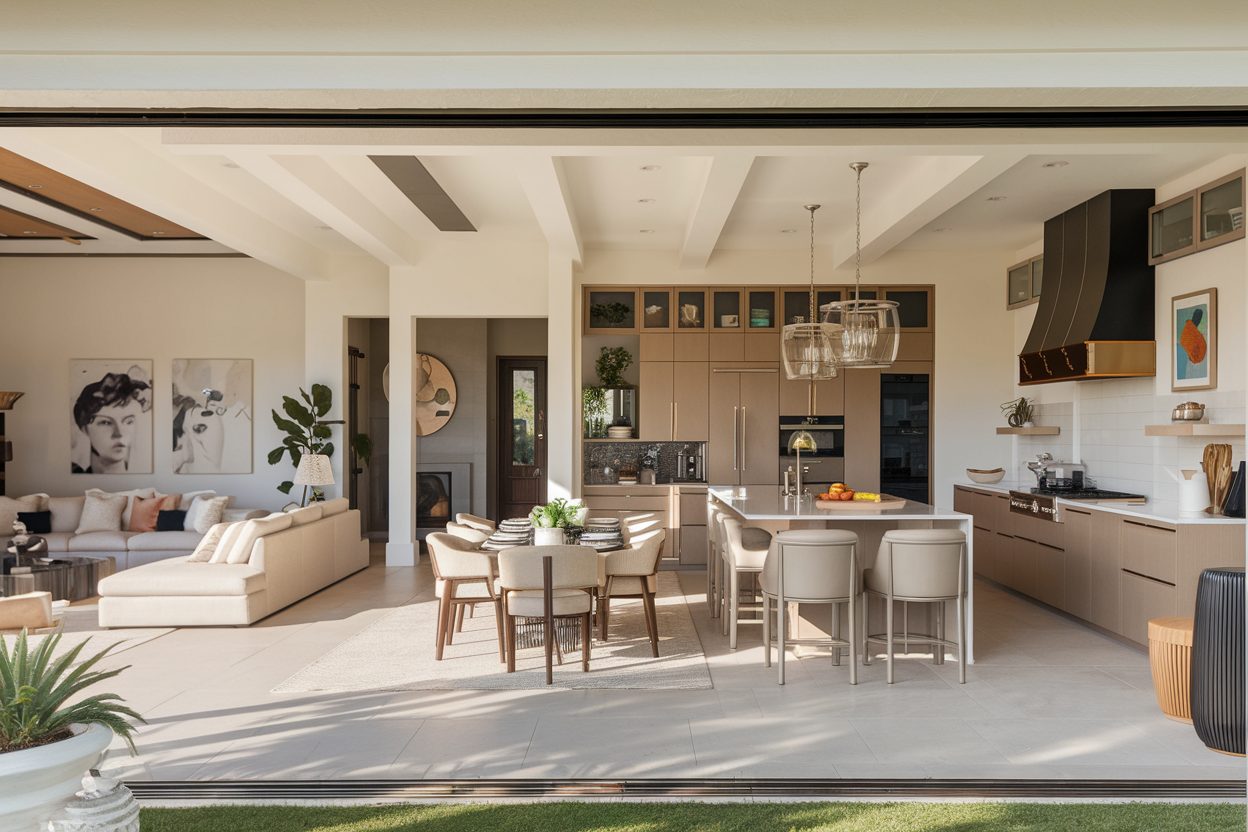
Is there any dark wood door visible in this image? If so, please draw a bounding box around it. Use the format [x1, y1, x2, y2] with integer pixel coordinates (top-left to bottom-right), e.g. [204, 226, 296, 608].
[498, 357, 547, 520]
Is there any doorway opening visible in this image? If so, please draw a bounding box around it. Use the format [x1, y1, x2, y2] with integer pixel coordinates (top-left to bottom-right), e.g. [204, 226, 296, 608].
[346, 317, 390, 540]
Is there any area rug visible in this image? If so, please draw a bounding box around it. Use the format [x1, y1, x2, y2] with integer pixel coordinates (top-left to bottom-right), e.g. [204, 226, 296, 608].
[272, 571, 712, 691]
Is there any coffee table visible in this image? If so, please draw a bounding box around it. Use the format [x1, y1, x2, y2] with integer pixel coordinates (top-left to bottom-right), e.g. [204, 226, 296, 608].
[0, 556, 115, 602]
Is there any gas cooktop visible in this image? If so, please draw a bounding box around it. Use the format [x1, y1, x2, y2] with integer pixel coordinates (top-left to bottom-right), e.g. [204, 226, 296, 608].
[1030, 487, 1147, 502]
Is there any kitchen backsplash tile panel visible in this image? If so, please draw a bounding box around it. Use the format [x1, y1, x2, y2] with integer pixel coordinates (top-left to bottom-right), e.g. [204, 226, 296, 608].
[583, 441, 706, 485]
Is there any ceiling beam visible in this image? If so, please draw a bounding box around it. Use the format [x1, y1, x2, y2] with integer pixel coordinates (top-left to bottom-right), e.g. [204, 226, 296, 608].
[228, 153, 420, 267]
[0, 128, 330, 280]
[515, 155, 582, 266]
[834, 154, 1027, 268]
[680, 155, 755, 269]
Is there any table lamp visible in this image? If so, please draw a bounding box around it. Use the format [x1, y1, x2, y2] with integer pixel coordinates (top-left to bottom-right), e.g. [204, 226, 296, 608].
[294, 453, 334, 507]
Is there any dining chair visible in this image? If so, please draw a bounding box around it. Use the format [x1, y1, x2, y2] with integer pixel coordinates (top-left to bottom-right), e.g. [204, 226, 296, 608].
[597, 529, 666, 655]
[862, 528, 968, 684]
[445, 522, 491, 546]
[455, 513, 497, 533]
[497, 544, 600, 681]
[761, 529, 860, 685]
[425, 532, 504, 662]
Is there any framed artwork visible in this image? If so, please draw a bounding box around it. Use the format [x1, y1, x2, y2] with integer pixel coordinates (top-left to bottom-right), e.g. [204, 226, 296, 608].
[414, 353, 457, 436]
[1172, 288, 1217, 391]
[69, 359, 153, 474]
[171, 359, 254, 473]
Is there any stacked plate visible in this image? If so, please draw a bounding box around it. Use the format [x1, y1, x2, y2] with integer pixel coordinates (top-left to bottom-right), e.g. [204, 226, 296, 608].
[580, 517, 624, 552]
[607, 426, 633, 439]
[480, 517, 534, 551]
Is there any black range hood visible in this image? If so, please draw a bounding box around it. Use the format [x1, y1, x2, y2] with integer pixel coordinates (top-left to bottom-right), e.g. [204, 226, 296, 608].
[1018, 189, 1156, 385]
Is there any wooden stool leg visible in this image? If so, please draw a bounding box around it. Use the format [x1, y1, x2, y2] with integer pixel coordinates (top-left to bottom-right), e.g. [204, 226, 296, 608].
[641, 583, 659, 658]
[599, 596, 611, 641]
[582, 610, 591, 672]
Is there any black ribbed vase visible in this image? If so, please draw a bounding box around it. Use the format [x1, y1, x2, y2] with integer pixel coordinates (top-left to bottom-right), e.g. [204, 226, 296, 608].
[1191, 567, 1245, 756]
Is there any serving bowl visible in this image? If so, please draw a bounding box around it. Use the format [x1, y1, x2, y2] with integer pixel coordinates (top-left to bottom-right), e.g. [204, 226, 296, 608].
[1171, 402, 1206, 422]
[966, 467, 1006, 484]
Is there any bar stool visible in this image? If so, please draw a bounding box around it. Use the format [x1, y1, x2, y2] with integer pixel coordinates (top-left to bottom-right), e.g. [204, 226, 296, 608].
[719, 516, 771, 649]
[862, 528, 967, 684]
[762, 529, 860, 685]
[706, 504, 730, 619]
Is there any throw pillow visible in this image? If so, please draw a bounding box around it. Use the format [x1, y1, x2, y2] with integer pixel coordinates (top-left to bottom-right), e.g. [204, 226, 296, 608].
[0, 494, 47, 532]
[48, 496, 86, 533]
[128, 494, 180, 533]
[16, 510, 52, 534]
[84, 487, 156, 529]
[155, 509, 188, 532]
[222, 513, 294, 565]
[75, 492, 129, 534]
[187, 522, 230, 563]
[185, 495, 229, 534]
[178, 490, 217, 511]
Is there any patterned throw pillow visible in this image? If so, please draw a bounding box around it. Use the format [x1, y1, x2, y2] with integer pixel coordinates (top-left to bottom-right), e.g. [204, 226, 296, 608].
[185, 495, 230, 534]
[75, 492, 129, 534]
[187, 522, 230, 563]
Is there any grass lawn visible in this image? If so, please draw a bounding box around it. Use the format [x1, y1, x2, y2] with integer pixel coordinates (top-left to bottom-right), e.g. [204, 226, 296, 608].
[140, 801, 1246, 831]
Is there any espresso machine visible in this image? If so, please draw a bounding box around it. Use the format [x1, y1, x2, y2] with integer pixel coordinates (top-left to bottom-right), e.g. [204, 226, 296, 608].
[678, 444, 705, 482]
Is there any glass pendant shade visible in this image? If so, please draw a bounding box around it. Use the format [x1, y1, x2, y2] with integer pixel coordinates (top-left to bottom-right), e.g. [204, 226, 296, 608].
[821, 297, 901, 369]
[788, 429, 818, 453]
[782, 323, 839, 381]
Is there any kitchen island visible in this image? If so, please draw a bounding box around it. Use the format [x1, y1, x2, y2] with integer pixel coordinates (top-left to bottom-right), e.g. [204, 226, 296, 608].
[709, 486, 974, 662]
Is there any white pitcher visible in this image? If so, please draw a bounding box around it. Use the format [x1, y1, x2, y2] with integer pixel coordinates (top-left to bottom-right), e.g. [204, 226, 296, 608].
[1168, 468, 1210, 516]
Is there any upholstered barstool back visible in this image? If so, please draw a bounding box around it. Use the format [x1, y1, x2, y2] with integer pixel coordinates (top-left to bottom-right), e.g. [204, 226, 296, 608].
[866, 528, 966, 600]
[762, 529, 858, 602]
[720, 517, 770, 570]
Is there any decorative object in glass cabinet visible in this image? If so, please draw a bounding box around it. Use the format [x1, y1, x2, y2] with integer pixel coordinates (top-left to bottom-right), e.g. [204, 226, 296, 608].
[1149, 192, 1197, 264]
[1198, 172, 1244, 247]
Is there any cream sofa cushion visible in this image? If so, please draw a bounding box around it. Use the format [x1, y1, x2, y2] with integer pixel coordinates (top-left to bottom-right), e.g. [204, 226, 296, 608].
[188, 522, 231, 563]
[75, 492, 129, 534]
[185, 495, 229, 533]
[287, 504, 323, 526]
[85, 488, 156, 529]
[98, 559, 265, 597]
[320, 497, 349, 517]
[48, 496, 86, 533]
[0, 591, 54, 630]
[222, 513, 294, 565]
[129, 530, 206, 552]
[68, 531, 136, 552]
[0, 494, 49, 531]
[178, 490, 217, 510]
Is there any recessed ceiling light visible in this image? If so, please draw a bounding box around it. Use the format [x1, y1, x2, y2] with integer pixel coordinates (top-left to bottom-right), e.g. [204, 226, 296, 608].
[780, 228, 798, 234]
[637, 198, 655, 203]
[151, 230, 167, 236]
[1042, 160, 1070, 168]
[931, 227, 951, 233]
[88, 207, 104, 212]
[639, 229, 655, 234]
[27, 184, 43, 190]
[640, 165, 662, 172]
[986, 196, 1008, 202]
[21, 230, 37, 235]
[222, 161, 240, 169]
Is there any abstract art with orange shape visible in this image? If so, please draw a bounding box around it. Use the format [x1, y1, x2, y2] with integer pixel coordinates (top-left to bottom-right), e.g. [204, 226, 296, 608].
[1180, 307, 1208, 364]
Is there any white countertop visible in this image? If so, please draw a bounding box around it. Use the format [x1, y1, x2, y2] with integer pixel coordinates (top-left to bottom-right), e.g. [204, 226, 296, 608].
[710, 486, 970, 522]
[956, 481, 1246, 526]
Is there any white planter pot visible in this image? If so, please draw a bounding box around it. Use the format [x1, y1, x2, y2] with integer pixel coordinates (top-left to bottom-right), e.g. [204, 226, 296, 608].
[533, 527, 565, 546]
[0, 723, 113, 831]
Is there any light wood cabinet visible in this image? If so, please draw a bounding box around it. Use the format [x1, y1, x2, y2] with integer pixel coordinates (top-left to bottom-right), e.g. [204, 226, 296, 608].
[778, 375, 845, 417]
[638, 362, 674, 441]
[707, 366, 779, 486]
[1062, 508, 1093, 621]
[639, 333, 674, 362]
[678, 524, 707, 566]
[580, 486, 674, 559]
[709, 332, 745, 361]
[639, 361, 708, 441]
[673, 333, 709, 361]
[1120, 520, 1177, 585]
[843, 368, 881, 491]
[1121, 571, 1177, 645]
[1087, 510, 1122, 634]
[1032, 541, 1065, 610]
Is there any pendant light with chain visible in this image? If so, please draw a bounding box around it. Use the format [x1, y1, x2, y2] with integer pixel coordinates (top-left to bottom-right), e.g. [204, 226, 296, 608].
[822, 162, 900, 369]
[781, 204, 839, 382]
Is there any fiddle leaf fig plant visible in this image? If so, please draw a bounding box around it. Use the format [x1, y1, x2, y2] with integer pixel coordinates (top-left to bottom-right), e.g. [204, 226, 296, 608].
[0, 629, 144, 754]
[267, 383, 338, 495]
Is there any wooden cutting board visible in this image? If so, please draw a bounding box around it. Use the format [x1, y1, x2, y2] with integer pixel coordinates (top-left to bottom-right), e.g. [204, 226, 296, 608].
[815, 495, 908, 510]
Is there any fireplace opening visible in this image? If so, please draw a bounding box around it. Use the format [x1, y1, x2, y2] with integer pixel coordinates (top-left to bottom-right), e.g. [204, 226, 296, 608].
[417, 471, 452, 528]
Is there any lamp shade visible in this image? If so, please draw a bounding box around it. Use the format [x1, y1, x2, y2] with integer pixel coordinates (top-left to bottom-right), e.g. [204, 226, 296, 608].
[293, 454, 334, 487]
[0, 392, 24, 411]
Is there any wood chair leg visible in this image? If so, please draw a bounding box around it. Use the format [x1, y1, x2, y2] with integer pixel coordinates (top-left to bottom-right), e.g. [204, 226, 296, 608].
[443, 580, 457, 646]
[468, 603, 475, 619]
[599, 596, 611, 642]
[581, 611, 591, 672]
[493, 598, 506, 663]
[455, 603, 465, 633]
[543, 556, 554, 686]
[434, 590, 450, 661]
[504, 597, 517, 673]
[641, 583, 659, 658]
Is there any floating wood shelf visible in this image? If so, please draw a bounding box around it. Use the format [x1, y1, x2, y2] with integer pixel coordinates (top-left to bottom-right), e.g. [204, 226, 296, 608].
[584, 437, 643, 443]
[996, 426, 1061, 436]
[1144, 423, 1246, 437]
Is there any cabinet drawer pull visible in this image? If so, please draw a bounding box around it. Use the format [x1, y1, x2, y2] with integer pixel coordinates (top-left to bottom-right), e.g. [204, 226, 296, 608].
[1122, 568, 1176, 588]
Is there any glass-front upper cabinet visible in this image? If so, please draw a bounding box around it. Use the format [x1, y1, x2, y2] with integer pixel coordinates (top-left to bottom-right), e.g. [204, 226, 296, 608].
[1030, 256, 1044, 300]
[784, 288, 841, 325]
[1149, 191, 1197, 265]
[1007, 257, 1037, 309]
[746, 288, 778, 331]
[883, 286, 934, 331]
[711, 288, 743, 329]
[584, 288, 638, 333]
[675, 288, 707, 329]
[640, 288, 673, 331]
[1198, 170, 1245, 250]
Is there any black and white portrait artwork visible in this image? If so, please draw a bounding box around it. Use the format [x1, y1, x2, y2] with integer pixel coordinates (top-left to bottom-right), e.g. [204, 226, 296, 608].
[171, 359, 253, 474]
[70, 359, 154, 474]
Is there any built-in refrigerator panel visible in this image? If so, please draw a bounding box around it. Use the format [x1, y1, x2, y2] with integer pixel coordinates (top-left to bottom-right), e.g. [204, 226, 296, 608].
[880, 373, 930, 503]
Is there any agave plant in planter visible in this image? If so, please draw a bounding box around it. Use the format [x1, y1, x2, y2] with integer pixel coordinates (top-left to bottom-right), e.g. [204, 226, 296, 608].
[0, 629, 143, 830]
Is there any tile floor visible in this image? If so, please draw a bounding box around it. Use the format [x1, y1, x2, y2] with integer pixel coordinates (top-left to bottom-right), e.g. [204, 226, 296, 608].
[87, 546, 1243, 782]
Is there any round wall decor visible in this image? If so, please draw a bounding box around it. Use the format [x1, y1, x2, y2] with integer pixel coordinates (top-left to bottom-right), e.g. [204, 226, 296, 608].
[414, 353, 457, 436]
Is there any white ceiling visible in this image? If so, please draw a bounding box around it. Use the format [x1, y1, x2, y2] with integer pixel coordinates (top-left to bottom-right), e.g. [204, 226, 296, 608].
[0, 126, 1239, 276]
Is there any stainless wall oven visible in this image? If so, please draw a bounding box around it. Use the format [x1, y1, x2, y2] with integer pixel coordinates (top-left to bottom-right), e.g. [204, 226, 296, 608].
[778, 415, 845, 489]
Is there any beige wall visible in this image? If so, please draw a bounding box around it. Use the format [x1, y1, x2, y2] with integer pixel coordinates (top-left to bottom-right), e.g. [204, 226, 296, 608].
[0, 257, 305, 510]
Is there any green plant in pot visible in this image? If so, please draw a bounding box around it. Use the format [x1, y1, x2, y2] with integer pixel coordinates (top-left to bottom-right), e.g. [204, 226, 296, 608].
[1000, 396, 1036, 428]
[0, 629, 144, 828]
[529, 497, 587, 546]
[595, 346, 633, 388]
[582, 386, 608, 438]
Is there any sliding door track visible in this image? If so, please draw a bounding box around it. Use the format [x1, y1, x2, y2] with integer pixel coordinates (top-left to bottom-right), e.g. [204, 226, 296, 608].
[128, 778, 1245, 801]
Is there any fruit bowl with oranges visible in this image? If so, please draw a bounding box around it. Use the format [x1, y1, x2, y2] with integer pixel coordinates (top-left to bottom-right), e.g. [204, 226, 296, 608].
[816, 483, 882, 503]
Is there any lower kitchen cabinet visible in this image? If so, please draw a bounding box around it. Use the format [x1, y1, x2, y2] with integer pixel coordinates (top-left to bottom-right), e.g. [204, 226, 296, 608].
[1120, 571, 1177, 645]
[678, 524, 707, 566]
[1061, 508, 1093, 621]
